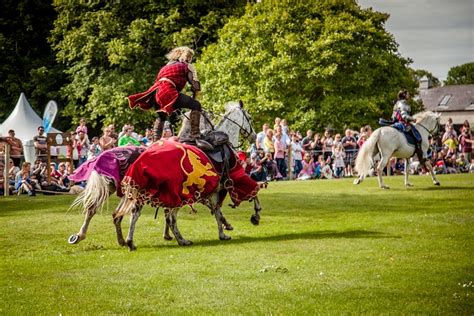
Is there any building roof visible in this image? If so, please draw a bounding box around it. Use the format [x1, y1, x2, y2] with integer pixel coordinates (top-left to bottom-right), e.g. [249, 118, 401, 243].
[419, 84, 474, 112]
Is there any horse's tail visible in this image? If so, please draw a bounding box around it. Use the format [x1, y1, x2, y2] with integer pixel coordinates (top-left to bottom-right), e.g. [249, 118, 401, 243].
[355, 129, 381, 178]
[69, 171, 112, 213]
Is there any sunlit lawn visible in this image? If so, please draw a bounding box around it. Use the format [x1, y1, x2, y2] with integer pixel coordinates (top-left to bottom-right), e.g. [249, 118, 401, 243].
[1, 173, 473, 314]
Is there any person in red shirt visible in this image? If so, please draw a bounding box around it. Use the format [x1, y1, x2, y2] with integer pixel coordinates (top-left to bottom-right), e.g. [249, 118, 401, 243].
[128, 46, 212, 150]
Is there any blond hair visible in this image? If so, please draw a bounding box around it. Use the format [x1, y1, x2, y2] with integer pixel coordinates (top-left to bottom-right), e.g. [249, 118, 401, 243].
[165, 46, 194, 63]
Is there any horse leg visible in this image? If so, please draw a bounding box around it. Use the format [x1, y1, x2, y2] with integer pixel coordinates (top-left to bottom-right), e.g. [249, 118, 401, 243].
[166, 209, 193, 246]
[163, 209, 173, 241]
[112, 198, 127, 246]
[377, 154, 390, 189]
[424, 160, 440, 185]
[404, 158, 413, 187]
[125, 204, 142, 251]
[68, 206, 97, 244]
[250, 196, 262, 225]
[213, 205, 231, 241]
[217, 190, 233, 230]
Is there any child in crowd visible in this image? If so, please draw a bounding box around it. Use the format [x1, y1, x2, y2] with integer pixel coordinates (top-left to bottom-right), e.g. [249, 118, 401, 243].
[88, 136, 102, 160]
[298, 152, 314, 180]
[291, 134, 303, 177]
[331, 143, 345, 178]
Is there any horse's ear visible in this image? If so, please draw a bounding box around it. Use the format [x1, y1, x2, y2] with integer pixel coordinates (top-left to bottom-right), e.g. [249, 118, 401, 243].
[239, 100, 244, 108]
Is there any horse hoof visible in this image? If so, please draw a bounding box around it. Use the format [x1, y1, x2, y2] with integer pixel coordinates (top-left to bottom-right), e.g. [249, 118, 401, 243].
[250, 214, 260, 226]
[219, 235, 231, 241]
[163, 235, 173, 241]
[179, 240, 193, 246]
[68, 234, 81, 245]
[381, 185, 390, 190]
[117, 239, 126, 247]
[224, 224, 234, 231]
[434, 182, 440, 186]
[353, 178, 361, 185]
[126, 240, 136, 251]
[405, 183, 413, 187]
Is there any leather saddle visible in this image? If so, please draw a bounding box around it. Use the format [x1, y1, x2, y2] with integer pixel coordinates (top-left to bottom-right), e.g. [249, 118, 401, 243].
[379, 119, 416, 146]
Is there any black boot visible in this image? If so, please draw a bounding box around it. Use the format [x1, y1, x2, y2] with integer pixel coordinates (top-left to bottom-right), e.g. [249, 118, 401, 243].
[153, 117, 165, 142]
[182, 110, 214, 151]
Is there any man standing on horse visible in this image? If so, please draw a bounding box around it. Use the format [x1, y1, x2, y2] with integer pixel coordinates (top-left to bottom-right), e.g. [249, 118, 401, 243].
[392, 90, 424, 162]
[128, 46, 213, 150]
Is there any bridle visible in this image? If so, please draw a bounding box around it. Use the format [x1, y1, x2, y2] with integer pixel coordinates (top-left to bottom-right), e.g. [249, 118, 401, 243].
[417, 117, 441, 138]
[218, 108, 255, 149]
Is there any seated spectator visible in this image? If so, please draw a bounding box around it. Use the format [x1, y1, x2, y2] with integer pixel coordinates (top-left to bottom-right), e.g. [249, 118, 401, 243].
[249, 149, 268, 182]
[263, 152, 281, 181]
[394, 158, 405, 175]
[456, 154, 470, 173]
[7, 159, 20, 187]
[15, 162, 36, 196]
[298, 152, 315, 180]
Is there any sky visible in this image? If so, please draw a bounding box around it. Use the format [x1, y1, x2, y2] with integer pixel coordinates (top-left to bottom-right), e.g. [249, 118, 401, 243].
[357, 0, 473, 82]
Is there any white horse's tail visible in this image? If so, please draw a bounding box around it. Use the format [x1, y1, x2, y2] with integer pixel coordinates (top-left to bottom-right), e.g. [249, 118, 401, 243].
[355, 129, 381, 178]
[69, 171, 112, 213]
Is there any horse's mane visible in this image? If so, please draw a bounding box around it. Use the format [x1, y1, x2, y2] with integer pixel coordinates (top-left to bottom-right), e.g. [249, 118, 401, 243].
[414, 111, 436, 122]
[224, 101, 241, 113]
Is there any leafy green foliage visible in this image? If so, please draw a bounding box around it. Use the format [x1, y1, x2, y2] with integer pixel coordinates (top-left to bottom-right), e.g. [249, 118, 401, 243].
[411, 69, 441, 87]
[0, 0, 66, 126]
[50, 0, 247, 130]
[445, 62, 474, 85]
[197, 0, 417, 132]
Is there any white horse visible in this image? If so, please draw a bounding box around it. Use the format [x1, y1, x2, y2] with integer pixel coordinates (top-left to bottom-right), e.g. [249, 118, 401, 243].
[68, 101, 260, 249]
[353, 111, 441, 189]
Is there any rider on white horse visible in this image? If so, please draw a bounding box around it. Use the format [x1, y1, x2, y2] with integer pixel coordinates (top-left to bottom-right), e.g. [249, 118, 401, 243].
[391, 90, 424, 163]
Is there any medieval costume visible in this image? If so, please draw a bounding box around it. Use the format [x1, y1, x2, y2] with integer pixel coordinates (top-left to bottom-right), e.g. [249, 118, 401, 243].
[128, 46, 212, 150]
[391, 90, 424, 162]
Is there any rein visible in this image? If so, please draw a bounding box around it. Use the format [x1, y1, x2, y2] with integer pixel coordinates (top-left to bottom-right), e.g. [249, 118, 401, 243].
[417, 119, 440, 138]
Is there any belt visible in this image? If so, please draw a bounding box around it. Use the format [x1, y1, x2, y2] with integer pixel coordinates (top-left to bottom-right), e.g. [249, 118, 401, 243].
[158, 77, 176, 88]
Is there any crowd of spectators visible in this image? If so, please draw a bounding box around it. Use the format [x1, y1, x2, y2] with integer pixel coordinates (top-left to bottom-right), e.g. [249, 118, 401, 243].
[1, 115, 473, 196]
[241, 117, 474, 183]
[0, 118, 168, 196]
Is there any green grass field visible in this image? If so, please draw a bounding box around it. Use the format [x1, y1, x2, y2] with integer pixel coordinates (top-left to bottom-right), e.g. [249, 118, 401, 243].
[1, 174, 473, 314]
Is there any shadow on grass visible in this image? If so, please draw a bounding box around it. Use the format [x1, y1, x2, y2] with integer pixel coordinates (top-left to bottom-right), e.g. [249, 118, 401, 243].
[132, 229, 399, 250]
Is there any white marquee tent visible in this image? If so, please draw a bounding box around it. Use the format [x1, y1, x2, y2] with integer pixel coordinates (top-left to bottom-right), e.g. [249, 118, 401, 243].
[0, 93, 62, 162]
[0, 93, 61, 141]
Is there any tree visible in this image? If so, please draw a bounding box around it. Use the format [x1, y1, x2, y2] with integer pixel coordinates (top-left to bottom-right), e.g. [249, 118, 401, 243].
[445, 62, 474, 85]
[0, 0, 66, 127]
[197, 0, 418, 132]
[50, 0, 247, 131]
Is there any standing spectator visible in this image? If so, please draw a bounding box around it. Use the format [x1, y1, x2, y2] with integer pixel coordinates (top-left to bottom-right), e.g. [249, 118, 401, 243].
[310, 133, 323, 159]
[256, 123, 269, 150]
[332, 143, 346, 178]
[33, 126, 48, 162]
[281, 119, 289, 135]
[357, 132, 367, 149]
[322, 129, 334, 162]
[108, 124, 119, 141]
[301, 129, 313, 154]
[273, 131, 288, 179]
[458, 120, 473, 162]
[273, 117, 281, 130]
[118, 128, 141, 146]
[341, 129, 357, 177]
[444, 118, 457, 137]
[88, 136, 102, 160]
[332, 133, 342, 152]
[75, 117, 88, 135]
[76, 131, 90, 166]
[99, 127, 116, 151]
[67, 131, 80, 169]
[273, 125, 290, 146]
[5, 129, 23, 166]
[442, 125, 457, 143]
[291, 134, 303, 177]
[263, 129, 275, 154]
